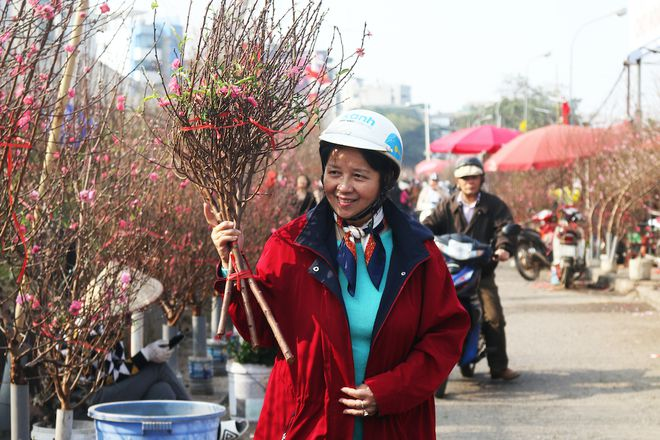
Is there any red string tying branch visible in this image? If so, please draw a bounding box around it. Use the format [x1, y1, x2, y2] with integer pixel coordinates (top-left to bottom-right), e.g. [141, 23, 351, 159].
[180, 114, 305, 150]
[226, 253, 253, 292]
[2, 140, 33, 284]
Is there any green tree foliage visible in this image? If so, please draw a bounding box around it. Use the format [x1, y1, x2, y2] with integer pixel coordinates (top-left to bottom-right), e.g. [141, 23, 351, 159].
[453, 76, 581, 131]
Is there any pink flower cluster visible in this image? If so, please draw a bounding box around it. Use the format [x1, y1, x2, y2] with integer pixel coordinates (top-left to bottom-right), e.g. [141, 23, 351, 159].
[218, 84, 258, 107]
[28, 0, 56, 21]
[79, 189, 96, 203]
[68, 300, 82, 316]
[168, 76, 181, 95]
[17, 294, 40, 309]
[117, 95, 126, 111]
[120, 271, 131, 290]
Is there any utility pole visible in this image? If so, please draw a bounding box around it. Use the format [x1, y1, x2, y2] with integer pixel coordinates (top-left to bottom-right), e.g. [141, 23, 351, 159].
[636, 59, 642, 125]
[625, 61, 631, 120]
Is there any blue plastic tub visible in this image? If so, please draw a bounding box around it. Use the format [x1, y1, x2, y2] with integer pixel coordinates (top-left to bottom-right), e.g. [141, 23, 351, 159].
[88, 400, 225, 439]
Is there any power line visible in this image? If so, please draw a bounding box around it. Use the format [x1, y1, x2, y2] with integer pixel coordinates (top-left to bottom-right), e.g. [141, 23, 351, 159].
[588, 66, 626, 124]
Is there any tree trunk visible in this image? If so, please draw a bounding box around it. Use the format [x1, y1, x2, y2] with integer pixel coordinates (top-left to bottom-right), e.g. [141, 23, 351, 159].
[10, 383, 29, 440]
[130, 311, 145, 356]
[54, 408, 73, 440]
[192, 313, 207, 358]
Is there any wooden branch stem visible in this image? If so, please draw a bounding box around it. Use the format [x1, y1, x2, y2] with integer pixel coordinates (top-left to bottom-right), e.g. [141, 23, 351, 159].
[233, 250, 294, 363]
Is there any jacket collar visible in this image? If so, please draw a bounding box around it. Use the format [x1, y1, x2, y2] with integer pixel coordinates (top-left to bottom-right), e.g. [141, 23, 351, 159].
[296, 198, 432, 271]
[450, 191, 487, 213]
[296, 197, 433, 338]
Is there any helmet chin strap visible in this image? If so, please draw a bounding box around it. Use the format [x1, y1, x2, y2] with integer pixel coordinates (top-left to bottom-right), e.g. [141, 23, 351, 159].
[344, 189, 390, 223]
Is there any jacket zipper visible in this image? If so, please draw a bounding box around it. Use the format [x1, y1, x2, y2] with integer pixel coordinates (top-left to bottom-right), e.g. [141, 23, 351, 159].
[281, 408, 297, 439]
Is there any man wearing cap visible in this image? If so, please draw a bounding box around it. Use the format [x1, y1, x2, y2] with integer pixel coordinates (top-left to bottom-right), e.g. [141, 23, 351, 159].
[423, 157, 520, 381]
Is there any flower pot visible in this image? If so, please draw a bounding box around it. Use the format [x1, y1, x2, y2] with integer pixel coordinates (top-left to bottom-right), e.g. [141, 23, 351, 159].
[629, 256, 653, 281]
[31, 420, 95, 440]
[599, 254, 617, 273]
[226, 361, 272, 422]
[188, 356, 214, 395]
[206, 338, 228, 376]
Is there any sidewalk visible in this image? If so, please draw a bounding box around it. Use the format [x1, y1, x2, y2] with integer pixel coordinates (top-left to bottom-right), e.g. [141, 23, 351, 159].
[591, 261, 660, 310]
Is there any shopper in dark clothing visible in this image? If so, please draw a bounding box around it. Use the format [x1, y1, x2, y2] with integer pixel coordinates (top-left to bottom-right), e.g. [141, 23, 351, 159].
[423, 156, 520, 381]
[294, 174, 317, 216]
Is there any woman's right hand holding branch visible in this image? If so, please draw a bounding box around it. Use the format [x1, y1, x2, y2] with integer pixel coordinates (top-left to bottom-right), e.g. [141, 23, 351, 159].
[203, 203, 244, 269]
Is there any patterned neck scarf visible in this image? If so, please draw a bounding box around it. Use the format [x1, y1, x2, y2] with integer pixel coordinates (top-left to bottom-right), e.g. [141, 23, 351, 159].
[335, 208, 386, 296]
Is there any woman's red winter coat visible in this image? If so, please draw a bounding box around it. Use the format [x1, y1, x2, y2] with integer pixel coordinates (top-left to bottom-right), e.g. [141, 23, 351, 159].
[215, 199, 469, 439]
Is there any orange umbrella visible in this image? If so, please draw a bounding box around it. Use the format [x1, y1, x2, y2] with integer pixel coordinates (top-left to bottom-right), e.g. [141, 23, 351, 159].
[484, 125, 600, 172]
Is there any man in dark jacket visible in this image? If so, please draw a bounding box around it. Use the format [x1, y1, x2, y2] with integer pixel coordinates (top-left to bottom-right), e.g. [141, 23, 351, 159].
[423, 156, 520, 381]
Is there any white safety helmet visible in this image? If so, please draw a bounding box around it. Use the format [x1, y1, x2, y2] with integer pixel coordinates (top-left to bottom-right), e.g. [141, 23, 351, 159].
[319, 109, 403, 179]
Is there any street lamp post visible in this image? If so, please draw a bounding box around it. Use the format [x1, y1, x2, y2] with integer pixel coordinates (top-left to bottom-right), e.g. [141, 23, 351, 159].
[524, 51, 552, 131]
[568, 8, 627, 114]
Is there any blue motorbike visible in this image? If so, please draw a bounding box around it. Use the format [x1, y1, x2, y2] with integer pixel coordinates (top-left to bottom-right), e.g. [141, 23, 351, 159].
[434, 224, 519, 398]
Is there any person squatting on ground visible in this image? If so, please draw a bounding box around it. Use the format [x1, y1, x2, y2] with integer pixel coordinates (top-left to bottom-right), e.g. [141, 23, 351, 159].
[204, 109, 469, 439]
[423, 156, 520, 381]
[87, 338, 190, 406]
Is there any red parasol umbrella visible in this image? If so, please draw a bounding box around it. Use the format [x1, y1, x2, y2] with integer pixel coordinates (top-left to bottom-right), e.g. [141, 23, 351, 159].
[484, 124, 600, 172]
[414, 158, 450, 177]
[430, 125, 519, 154]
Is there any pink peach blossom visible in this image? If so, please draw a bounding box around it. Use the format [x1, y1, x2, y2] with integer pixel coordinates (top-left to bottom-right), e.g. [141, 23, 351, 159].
[68, 300, 82, 316]
[99, 3, 110, 13]
[17, 110, 31, 129]
[120, 271, 131, 285]
[168, 76, 180, 95]
[29, 190, 39, 201]
[286, 66, 300, 78]
[171, 58, 181, 70]
[148, 172, 159, 182]
[64, 44, 75, 54]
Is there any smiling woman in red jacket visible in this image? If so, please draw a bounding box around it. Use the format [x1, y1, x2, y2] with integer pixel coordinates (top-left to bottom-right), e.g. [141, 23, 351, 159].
[204, 109, 469, 440]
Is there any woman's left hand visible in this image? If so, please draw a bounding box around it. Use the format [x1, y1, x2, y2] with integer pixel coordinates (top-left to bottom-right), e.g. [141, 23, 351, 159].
[339, 384, 378, 417]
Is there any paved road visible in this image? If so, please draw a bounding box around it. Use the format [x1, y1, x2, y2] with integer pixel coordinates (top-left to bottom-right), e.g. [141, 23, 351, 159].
[435, 265, 660, 440]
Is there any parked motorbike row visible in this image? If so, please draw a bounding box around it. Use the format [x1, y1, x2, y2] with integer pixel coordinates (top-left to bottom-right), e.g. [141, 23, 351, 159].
[513, 206, 588, 288]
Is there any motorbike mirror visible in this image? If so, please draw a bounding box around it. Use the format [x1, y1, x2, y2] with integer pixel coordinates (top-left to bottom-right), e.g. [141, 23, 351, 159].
[502, 223, 521, 237]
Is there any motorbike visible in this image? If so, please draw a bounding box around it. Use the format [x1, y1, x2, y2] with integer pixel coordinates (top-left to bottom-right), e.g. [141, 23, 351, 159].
[552, 207, 587, 288]
[434, 224, 520, 398]
[514, 209, 555, 281]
